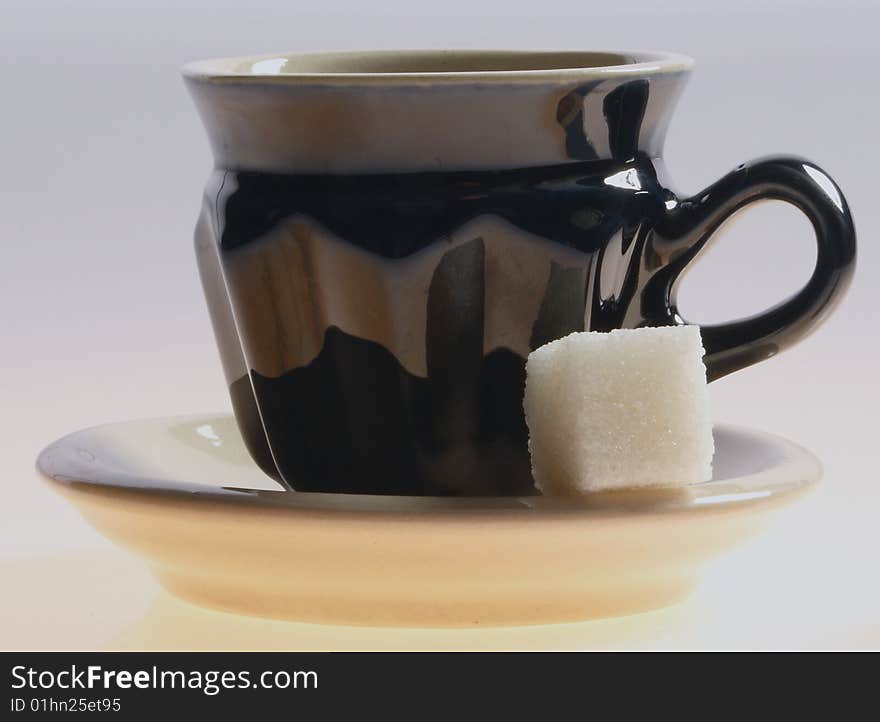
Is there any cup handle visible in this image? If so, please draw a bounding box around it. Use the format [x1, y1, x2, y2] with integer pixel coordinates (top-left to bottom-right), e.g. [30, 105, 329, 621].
[655, 155, 856, 381]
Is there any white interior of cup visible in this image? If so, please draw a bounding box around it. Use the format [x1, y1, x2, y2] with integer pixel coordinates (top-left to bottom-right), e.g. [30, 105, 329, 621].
[182, 49, 693, 81]
[245, 50, 632, 74]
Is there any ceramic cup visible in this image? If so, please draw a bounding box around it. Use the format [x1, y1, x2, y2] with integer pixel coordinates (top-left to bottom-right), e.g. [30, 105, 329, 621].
[183, 50, 855, 496]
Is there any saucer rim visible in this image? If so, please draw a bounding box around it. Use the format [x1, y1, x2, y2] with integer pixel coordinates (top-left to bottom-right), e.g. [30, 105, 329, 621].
[36, 414, 822, 520]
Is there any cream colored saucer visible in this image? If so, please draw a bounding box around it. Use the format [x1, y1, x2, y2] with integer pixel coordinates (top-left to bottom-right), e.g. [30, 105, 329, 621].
[37, 415, 820, 627]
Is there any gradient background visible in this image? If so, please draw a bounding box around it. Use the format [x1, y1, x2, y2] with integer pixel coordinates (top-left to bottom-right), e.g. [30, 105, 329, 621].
[2, 0, 877, 649]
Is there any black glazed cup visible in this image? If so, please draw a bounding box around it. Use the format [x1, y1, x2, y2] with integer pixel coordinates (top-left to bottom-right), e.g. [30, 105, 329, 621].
[183, 50, 855, 496]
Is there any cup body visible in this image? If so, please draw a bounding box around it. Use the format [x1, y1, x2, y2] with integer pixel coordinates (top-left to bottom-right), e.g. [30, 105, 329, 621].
[186, 50, 699, 495]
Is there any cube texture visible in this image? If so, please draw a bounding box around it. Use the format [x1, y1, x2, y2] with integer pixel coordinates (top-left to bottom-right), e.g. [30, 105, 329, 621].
[524, 326, 713, 494]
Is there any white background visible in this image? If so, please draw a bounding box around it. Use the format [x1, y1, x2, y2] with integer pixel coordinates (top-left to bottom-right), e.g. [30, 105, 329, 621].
[1, 0, 878, 649]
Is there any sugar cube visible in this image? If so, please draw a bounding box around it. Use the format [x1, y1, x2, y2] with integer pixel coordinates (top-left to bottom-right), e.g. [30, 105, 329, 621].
[523, 325, 713, 494]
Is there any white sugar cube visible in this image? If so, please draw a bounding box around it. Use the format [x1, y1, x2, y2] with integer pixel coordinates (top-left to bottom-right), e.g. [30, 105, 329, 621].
[524, 326, 713, 494]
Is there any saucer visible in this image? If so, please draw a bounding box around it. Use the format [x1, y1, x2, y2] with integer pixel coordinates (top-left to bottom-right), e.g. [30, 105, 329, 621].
[37, 415, 820, 627]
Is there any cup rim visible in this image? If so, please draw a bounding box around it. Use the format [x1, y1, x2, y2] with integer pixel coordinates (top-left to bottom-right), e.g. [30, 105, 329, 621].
[181, 48, 694, 85]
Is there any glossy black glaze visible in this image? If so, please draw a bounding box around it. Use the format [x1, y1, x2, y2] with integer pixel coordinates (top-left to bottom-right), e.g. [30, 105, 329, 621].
[195, 155, 854, 495]
[657, 156, 856, 380]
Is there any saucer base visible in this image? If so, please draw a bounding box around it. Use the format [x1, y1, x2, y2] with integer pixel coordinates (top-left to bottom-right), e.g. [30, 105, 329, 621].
[157, 568, 696, 627]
